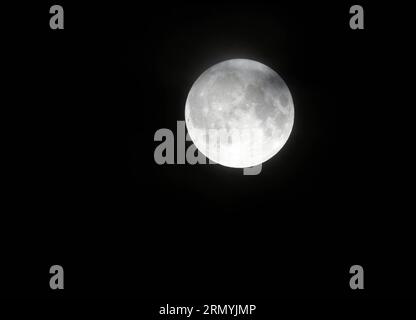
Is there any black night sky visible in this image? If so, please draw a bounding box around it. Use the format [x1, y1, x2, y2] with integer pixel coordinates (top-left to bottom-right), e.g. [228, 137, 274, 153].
[2, 0, 414, 303]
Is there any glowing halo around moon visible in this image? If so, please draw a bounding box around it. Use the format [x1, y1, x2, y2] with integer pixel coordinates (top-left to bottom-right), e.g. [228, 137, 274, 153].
[185, 59, 294, 168]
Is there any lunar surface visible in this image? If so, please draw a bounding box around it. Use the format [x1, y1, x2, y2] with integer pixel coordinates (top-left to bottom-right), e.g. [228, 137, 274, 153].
[185, 59, 294, 168]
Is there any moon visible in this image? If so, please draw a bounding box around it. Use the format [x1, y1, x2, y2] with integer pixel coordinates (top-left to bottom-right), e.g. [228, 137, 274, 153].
[185, 59, 294, 168]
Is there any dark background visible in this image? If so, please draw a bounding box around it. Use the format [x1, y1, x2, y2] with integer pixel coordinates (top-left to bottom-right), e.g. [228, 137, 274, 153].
[2, 0, 414, 301]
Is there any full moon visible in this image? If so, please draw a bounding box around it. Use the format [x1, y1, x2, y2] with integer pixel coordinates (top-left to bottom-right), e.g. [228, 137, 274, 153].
[185, 59, 294, 168]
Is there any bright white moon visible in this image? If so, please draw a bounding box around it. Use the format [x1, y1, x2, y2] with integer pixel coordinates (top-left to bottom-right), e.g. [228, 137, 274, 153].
[185, 59, 294, 168]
